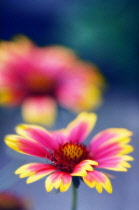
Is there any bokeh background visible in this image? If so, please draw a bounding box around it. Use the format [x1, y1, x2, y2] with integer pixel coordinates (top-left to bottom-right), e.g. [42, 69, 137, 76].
[0, 0, 139, 210]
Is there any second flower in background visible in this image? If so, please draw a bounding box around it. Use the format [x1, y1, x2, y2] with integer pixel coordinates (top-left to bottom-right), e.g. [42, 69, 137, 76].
[0, 36, 105, 126]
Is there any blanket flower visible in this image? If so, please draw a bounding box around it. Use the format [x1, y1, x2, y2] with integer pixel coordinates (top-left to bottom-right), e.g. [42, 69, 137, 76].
[4, 112, 133, 193]
[0, 36, 104, 125]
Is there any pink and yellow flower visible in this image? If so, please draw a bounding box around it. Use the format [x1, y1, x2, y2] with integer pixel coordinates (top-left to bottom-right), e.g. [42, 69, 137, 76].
[4, 112, 133, 193]
[0, 36, 104, 125]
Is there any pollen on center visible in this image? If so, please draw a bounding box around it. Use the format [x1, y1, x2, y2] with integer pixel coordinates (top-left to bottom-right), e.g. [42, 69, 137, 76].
[61, 143, 87, 160]
[50, 142, 88, 173]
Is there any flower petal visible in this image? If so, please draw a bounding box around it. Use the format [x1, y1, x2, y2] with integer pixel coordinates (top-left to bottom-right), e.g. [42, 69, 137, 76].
[45, 171, 72, 192]
[71, 160, 98, 177]
[15, 163, 56, 183]
[0, 70, 26, 106]
[56, 68, 103, 112]
[50, 131, 68, 145]
[26, 167, 56, 184]
[45, 171, 61, 192]
[83, 171, 112, 193]
[4, 135, 48, 158]
[90, 128, 133, 151]
[95, 155, 134, 171]
[0, 87, 25, 106]
[22, 96, 57, 126]
[59, 173, 72, 192]
[16, 124, 59, 150]
[66, 112, 97, 143]
[89, 129, 133, 171]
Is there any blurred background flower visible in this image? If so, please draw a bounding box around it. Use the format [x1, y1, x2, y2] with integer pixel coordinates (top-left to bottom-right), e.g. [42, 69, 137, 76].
[0, 36, 104, 126]
[0, 191, 31, 210]
[0, 0, 139, 210]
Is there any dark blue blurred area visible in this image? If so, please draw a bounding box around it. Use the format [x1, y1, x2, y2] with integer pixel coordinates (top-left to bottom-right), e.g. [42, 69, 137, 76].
[1, 0, 139, 90]
[0, 1, 139, 210]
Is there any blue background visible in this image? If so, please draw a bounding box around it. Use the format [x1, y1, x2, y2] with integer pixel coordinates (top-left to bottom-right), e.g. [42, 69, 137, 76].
[0, 1, 139, 209]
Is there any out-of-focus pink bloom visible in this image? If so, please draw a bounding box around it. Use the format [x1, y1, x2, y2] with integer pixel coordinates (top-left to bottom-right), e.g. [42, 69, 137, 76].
[0, 36, 104, 125]
[0, 192, 30, 210]
[5, 112, 133, 193]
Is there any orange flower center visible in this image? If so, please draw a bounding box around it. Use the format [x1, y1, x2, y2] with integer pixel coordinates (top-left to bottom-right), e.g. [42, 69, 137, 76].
[50, 142, 88, 173]
[27, 75, 53, 92]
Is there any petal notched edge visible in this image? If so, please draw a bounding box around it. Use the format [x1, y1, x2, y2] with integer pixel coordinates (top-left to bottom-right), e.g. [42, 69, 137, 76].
[83, 171, 112, 194]
[45, 171, 72, 192]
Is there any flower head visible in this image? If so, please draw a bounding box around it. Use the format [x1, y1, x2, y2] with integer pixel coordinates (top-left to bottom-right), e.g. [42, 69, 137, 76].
[0, 36, 104, 125]
[4, 112, 133, 193]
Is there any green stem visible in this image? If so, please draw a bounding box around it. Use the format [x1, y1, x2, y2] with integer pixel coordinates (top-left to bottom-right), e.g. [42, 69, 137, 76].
[72, 184, 78, 210]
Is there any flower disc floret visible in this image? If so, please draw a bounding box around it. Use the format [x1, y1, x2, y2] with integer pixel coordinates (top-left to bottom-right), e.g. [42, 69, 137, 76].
[50, 143, 88, 173]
